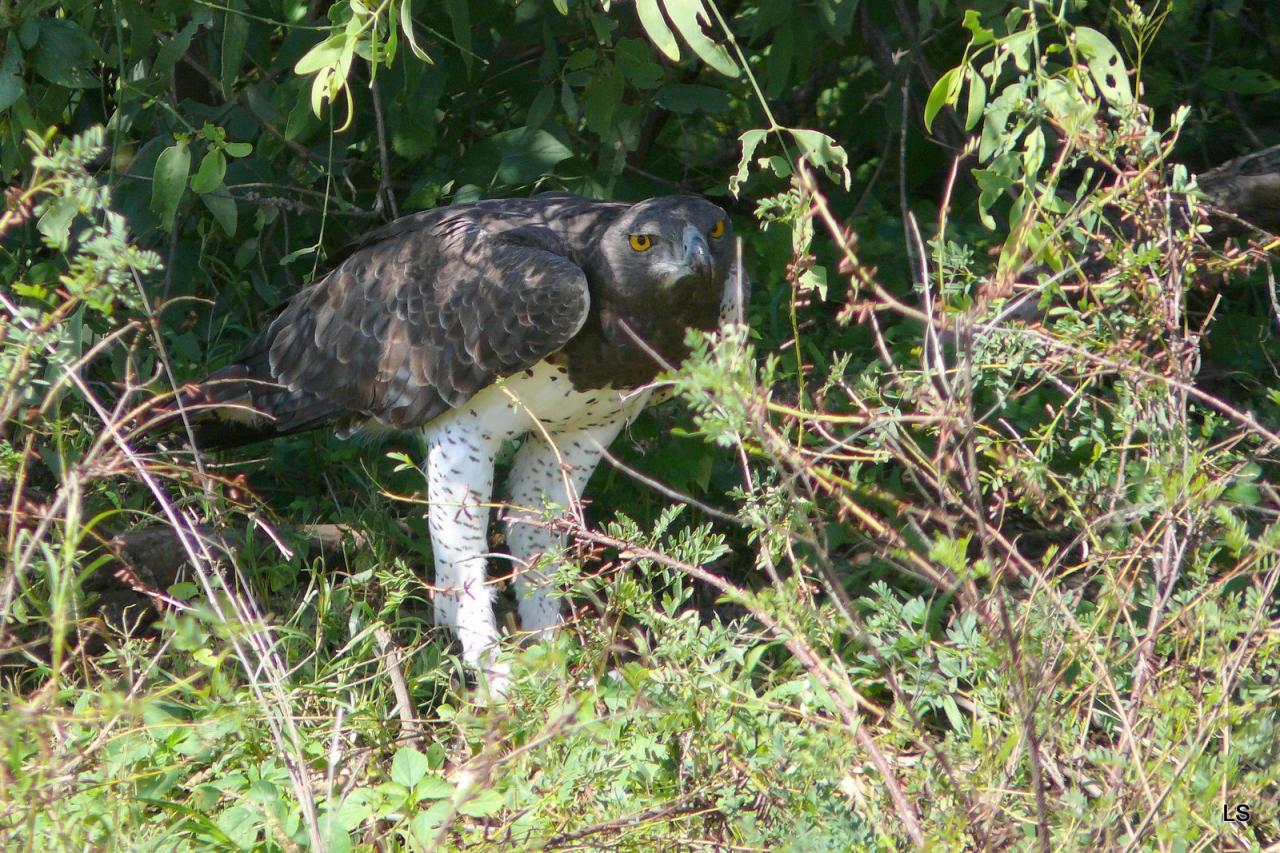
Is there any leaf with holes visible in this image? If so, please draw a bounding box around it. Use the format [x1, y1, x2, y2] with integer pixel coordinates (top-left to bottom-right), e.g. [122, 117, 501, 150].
[730, 128, 767, 196]
[1073, 27, 1132, 108]
[790, 128, 850, 189]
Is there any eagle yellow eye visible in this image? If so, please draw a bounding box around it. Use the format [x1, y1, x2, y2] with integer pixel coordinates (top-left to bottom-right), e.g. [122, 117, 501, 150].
[628, 234, 653, 252]
[710, 219, 726, 239]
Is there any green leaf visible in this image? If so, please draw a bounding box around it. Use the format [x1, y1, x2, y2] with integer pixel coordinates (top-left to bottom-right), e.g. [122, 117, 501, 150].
[220, 4, 250, 97]
[525, 85, 555, 130]
[223, 141, 253, 158]
[790, 128, 850, 189]
[615, 38, 664, 89]
[655, 83, 729, 113]
[663, 0, 738, 77]
[978, 84, 1025, 162]
[729, 128, 767, 196]
[399, 0, 433, 63]
[390, 748, 429, 788]
[488, 127, 573, 185]
[1073, 26, 1132, 107]
[445, 0, 472, 74]
[815, 0, 857, 42]
[584, 62, 624, 135]
[190, 149, 226, 194]
[409, 802, 453, 845]
[457, 789, 503, 818]
[962, 10, 994, 46]
[1022, 125, 1044, 178]
[151, 142, 191, 230]
[295, 34, 346, 76]
[0, 34, 22, 112]
[964, 68, 986, 131]
[201, 192, 237, 237]
[1203, 66, 1280, 95]
[30, 19, 98, 88]
[552, 0, 569, 13]
[415, 775, 455, 800]
[635, 0, 680, 63]
[155, 20, 199, 76]
[924, 66, 962, 134]
[765, 20, 793, 98]
[37, 197, 78, 250]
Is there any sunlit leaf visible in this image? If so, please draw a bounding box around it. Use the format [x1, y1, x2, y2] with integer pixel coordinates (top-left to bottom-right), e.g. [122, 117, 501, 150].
[964, 68, 986, 131]
[390, 748, 428, 788]
[730, 128, 767, 196]
[635, 0, 680, 62]
[662, 0, 738, 77]
[1073, 26, 1132, 107]
[962, 9, 994, 45]
[399, 0, 433, 62]
[457, 789, 503, 818]
[790, 128, 850, 188]
[924, 66, 962, 134]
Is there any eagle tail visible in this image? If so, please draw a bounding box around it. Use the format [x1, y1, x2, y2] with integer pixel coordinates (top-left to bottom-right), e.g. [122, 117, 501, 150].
[163, 340, 348, 450]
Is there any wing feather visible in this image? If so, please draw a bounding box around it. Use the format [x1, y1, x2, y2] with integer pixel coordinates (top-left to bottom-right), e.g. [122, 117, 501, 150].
[241, 208, 591, 433]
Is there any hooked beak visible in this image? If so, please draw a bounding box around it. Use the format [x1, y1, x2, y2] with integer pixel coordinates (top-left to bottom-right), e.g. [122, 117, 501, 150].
[680, 224, 712, 281]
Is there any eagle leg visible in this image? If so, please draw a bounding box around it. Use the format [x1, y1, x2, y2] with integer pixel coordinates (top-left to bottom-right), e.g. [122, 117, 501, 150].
[503, 420, 631, 635]
[424, 424, 508, 695]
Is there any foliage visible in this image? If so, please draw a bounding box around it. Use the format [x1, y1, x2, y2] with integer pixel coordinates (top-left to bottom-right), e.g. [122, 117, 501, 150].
[3, 0, 1280, 850]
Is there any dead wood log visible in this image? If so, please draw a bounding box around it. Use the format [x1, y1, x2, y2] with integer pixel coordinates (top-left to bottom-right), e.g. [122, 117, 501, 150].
[1197, 144, 1280, 235]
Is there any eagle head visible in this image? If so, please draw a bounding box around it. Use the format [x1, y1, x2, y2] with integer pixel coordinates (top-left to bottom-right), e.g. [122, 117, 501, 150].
[588, 195, 734, 302]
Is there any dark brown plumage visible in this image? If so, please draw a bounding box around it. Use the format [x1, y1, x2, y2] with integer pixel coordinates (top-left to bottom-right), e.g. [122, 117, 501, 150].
[188, 192, 734, 445]
[176, 191, 742, 695]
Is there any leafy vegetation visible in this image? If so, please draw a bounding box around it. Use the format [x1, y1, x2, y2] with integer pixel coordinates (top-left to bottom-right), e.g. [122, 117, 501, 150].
[3, 0, 1280, 849]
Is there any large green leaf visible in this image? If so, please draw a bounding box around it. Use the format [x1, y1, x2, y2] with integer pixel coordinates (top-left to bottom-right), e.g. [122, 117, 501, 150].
[445, 0, 472, 73]
[30, 19, 98, 89]
[584, 63, 625, 134]
[0, 34, 21, 112]
[1073, 26, 1132, 107]
[150, 142, 190, 230]
[390, 747, 428, 788]
[220, 4, 250, 97]
[663, 0, 738, 77]
[654, 83, 729, 113]
[635, 0, 680, 62]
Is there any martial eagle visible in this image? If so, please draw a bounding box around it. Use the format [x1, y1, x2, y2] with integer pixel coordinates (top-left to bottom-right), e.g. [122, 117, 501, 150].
[180, 192, 742, 694]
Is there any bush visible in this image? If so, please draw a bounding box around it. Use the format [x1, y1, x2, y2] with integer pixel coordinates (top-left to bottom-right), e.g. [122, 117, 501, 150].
[2, 1, 1278, 849]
